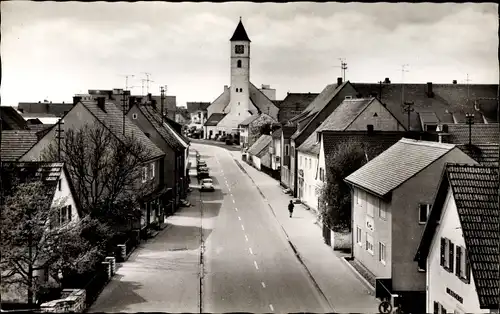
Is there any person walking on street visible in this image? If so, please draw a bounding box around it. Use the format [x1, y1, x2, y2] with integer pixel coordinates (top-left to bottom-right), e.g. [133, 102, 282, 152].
[288, 200, 294, 218]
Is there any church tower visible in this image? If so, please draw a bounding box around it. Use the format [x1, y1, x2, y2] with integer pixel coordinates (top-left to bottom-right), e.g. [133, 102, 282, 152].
[227, 18, 251, 118]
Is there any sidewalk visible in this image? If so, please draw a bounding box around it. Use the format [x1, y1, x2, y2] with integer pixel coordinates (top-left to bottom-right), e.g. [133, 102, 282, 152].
[227, 150, 380, 313]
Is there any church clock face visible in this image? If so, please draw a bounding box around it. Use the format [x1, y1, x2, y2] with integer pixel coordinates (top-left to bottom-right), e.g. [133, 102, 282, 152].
[235, 45, 244, 54]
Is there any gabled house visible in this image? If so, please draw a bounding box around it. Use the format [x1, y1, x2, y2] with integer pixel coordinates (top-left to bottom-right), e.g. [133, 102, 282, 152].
[1, 106, 30, 130]
[17, 101, 73, 119]
[277, 92, 319, 124]
[128, 103, 190, 210]
[204, 113, 227, 139]
[297, 97, 407, 212]
[280, 126, 297, 189]
[0, 161, 82, 304]
[187, 102, 210, 126]
[238, 113, 276, 149]
[287, 77, 357, 196]
[344, 138, 477, 313]
[175, 107, 190, 125]
[414, 164, 499, 314]
[20, 97, 166, 236]
[247, 134, 272, 170]
[270, 128, 282, 171]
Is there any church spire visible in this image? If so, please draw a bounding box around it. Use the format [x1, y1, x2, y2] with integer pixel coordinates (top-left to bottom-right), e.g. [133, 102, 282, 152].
[230, 18, 251, 42]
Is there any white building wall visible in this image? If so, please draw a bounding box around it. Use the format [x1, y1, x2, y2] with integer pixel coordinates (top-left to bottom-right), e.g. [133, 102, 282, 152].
[52, 170, 80, 223]
[297, 150, 319, 212]
[352, 187, 392, 279]
[427, 189, 489, 314]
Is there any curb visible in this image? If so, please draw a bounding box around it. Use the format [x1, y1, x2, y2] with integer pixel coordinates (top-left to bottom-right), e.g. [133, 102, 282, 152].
[232, 156, 334, 312]
[340, 256, 376, 295]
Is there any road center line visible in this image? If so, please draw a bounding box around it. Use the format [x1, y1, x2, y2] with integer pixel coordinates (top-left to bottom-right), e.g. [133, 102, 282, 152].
[254, 261, 259, 270]
[249, 247, 253, 255]
[261, 282, 266, 288]
[232, 199, 235, 203]
[244, 234, 248, 242]
[238, 216, 241, 221]
[241, 224, 245, 231]
[235, 207, 238, 211]
[269, 304, 274, 312]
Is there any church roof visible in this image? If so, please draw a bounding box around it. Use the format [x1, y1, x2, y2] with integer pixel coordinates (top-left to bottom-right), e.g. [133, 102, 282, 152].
[230, 20, 251, 42]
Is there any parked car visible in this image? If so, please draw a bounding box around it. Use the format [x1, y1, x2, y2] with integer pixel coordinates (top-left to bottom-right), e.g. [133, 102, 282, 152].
[200, 178, 214, 191]
[197, 161, 207, 167]
[198, 166, 209, 172]
[197, 170, 210, 180]
[225, 138, 233, 145]
[219, 135, 227, 142]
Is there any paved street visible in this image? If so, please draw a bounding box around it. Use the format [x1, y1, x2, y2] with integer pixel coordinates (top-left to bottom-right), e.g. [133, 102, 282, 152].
[89, 143, 378, 313]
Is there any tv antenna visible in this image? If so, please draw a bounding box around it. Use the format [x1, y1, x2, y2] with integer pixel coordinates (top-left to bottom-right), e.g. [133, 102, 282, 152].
[400, 64, 410, 104]
[142, 72, 155, 94]
[333, 58, 348, 82]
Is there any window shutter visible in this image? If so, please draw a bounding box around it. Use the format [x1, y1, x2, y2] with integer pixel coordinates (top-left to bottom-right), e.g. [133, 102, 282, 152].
[433, 302, 439, 314]
[440, 238, 446, 266]
[465, 254, 471, 283]
[68, 205, 72, 221]
[449, 241, 454, 273]
[455, 246, 461, 276]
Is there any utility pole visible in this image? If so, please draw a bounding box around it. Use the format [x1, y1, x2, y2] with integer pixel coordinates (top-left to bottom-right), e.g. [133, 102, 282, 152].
[465, 113, 474, 146]
[402, 101, 414, 131]
[56, 118, 65, 161]
[401, 64, 410, 105]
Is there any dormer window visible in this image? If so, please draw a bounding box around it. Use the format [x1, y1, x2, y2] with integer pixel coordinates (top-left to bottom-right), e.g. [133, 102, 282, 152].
[237, 60, 242, 68]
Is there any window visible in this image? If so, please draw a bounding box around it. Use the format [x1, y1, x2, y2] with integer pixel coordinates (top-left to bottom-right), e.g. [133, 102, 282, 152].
[456, 246, 471, 282]
[67, 205, 72, 222]
[285, 145, 289, 156]
[419, 204, 431, 223]
[441, 238, 454, 272]
[58, 179, 62, 191]
[316, 132, 320, 143]
[150, 163, 155, 179]
[142, 166, 148, 183]
[379, 242, 386, 264]
[319, 168, 324, 182]
[300, 156, 303, 167]
[379, 200, 386, 220]
[365, 233, 374, 254]
[132, 113, 138, 120]
[61, 206, 68, 224]
[366, 194, 374, 217]
[356, 227, 362, 246]
[237, 60, 242, 68]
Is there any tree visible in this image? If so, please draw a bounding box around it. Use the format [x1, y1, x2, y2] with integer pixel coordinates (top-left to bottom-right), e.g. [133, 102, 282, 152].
[41, 123, 154, 233]
[318, 141, 369, 232]
[0, 181, 104, 305]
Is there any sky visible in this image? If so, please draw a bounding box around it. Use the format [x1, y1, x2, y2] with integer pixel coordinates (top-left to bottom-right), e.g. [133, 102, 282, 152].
[1, 2, 498, 108]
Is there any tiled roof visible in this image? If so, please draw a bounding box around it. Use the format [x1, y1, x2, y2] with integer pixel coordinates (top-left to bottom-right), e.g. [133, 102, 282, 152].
[290, 83, 346, 140]
[165, 117, 190, 145]
[138, 104, 185, 152]
[186, 102, 210, 113]
[204, 113, 226, 126]
[415, 164, 499, 309]
[247, 134, 272, 157]
[458, 144, 499, 167]
[297, 98, 381, 154]
[230, 20, 251, 42]
[28, 124, 54, 133]
[272, 100, 283, 108]
[277, 93, 319, 124]
[239, 114, 259, 126]
[282, 126, 297, 139]
[249, 83, 278, 116]
[351, 83, 498, 130]
[1, 130, 39, 161]
[18, 102, 73, 117]
[82, 101, 165, 161]
[446, 123, 499, 144]
[322, 131, 412, 163]
[345, 138, 456, 197]
[272, 128, 282, 139]
[1, 106, 29, 130]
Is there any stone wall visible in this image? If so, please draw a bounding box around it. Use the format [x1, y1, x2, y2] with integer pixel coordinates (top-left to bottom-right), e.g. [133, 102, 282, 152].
[40, 289, 86, 313]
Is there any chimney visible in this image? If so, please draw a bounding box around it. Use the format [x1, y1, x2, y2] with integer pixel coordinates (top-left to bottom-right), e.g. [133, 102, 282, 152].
[337, 77, 343, 86]
[452, 80, 457, 84]
[426, 82, 434, 97]
[151, 99, 158, 111]
[224, 85, 229, 91]
[147, 93, 152, 101]
[384, 77, 391, 84]
[128, 96, 136, 110]
[73, 96, 82, 106]
[96, 97, 106, 111]
[367, 124, 374, 134]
